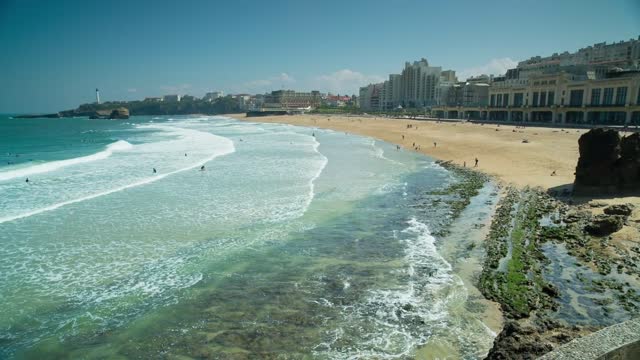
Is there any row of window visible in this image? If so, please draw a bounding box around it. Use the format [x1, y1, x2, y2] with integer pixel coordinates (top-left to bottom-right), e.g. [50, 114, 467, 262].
[489, 86, 639, 107]
[589, 87, 628, 106]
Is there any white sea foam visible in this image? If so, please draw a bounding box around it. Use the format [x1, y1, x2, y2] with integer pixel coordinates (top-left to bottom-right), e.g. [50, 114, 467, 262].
[0, 126, 235, 224]
[0, 140, 133, 182]
[316, 218, 461, 359]
[302, 136, 328, 215]
[370, 140, 403, 166]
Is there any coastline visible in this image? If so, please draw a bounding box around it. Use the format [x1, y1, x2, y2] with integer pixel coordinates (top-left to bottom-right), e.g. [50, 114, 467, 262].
[236, 113, 640, 358]
[234, 113, 585, 189]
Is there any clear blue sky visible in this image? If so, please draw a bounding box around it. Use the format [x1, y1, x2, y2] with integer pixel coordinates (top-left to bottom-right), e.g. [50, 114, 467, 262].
[1, 0, 639, 113]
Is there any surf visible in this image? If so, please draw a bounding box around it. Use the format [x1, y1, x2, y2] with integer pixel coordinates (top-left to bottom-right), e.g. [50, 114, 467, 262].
[0, 140, 133, 182]
[0, 126, 235, 224]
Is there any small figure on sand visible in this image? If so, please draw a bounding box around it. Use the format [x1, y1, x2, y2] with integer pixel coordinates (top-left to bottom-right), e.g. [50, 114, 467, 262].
[402, 135, 404, 140]
[474, 158, 478, 167]
[200, 165, 205, 171]
[551, 170, 557, 176]
[433, 142, 437, 148]
[412, 142, 415, 147]
[153, 168, 157, 174]
[463, 161, 466, 167]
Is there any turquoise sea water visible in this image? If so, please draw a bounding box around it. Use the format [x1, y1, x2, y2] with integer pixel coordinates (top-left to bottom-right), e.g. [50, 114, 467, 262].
[0, 115, 495, 358]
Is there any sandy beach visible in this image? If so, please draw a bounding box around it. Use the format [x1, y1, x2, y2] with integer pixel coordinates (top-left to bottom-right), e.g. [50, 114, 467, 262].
[236, 113, 589, 190]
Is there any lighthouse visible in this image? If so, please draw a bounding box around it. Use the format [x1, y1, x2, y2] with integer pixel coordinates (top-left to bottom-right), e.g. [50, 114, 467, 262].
[95, 88, 101, 104]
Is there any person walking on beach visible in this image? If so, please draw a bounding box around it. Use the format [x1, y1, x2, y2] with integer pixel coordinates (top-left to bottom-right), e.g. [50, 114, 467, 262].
[463, 161, 466, 167]
[474, 158, 478, 167]
[433, 142, 437, 148]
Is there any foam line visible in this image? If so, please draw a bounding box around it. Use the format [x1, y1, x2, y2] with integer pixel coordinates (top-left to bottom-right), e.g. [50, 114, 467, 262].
[0, 132, 235, 224]
[0, 140, 133, 182]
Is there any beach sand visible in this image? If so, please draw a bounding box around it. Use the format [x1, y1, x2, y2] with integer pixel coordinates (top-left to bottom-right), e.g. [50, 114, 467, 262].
[236, 113, 586, 190]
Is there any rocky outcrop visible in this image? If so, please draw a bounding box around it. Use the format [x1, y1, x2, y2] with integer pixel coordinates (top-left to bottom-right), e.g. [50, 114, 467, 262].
[574, 129, 640, 194]
[603, 203, 635, 216]
[88, 107, 130, 120]
[109, 107, 130, 119]
[584, 214, 624, 236]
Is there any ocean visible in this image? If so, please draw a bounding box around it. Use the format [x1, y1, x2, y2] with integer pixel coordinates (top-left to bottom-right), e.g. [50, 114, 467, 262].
[0, 115, 496, 359]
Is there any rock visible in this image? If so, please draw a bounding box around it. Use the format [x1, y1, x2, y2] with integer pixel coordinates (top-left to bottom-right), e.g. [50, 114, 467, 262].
[584, 214, 624, 236]
[109, 107, 130, 119]
[564, 211, 590, 224]
[574, 129, 640, 194]
[588, 201, 607, 208]
[541, 283, 560, 298]
[603, 203, 634, 216]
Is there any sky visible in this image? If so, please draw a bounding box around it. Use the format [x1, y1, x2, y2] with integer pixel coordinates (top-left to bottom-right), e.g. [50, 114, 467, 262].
[0, 0, 639, 113]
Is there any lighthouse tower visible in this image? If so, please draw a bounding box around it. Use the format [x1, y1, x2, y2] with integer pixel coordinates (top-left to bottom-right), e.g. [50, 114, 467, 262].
[95, 88, 101, 104]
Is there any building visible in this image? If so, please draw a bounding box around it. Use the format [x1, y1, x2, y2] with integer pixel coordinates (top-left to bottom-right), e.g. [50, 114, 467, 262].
[400, 58, 442, 108]
[232, 94, 251, 110]
[163, 94, 181, 102]
[144, 97, 163, 102]
[324, 94, 352, 107]
[180, 95, 197, 102]
[357, 59, 454, 110]
[263, 90, 322, 109]
[433, 36, 640, 124]
[488, 69, 640, 124]
[203, 91, 224, 101]
[381, 74, 402, 110]
[359, 83, 383, 111]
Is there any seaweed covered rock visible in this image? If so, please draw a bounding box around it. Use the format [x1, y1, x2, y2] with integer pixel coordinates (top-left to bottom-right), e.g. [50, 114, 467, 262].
[574, 129, 640, 194]
[584, 214, 624, 236]
[603, 203, 634, 216]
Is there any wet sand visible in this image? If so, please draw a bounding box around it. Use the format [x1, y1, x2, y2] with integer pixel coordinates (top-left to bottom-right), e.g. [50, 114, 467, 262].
[235, 113, 586, 190]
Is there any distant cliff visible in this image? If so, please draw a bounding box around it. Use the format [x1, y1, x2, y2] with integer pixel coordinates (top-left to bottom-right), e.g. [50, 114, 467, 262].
[59, 97, 240, 117]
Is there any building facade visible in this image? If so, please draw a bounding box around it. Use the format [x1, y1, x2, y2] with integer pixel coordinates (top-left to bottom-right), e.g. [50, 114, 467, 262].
[400, 58, 442, 108]
[432, 36, 640, 124]
[263, 90, 322, 109]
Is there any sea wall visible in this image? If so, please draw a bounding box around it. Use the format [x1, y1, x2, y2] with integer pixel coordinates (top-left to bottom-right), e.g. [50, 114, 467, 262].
[538, 317, 640, 360]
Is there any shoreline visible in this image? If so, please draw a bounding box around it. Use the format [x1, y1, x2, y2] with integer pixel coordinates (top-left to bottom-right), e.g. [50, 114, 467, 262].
[234, 113, 585, 190]
[236, 113, 640, 358]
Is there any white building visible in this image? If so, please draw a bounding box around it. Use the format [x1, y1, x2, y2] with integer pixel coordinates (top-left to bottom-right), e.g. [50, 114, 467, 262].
[203, 91, 224, 101]
[400, 58, 442, 108]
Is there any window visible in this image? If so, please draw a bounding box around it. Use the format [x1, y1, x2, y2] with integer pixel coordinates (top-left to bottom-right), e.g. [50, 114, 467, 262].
[603, 88, 614, 105]
[569, 90, 584, 106]
[615, 87, 627, 105]
[514, 93, 524, 107]
[490, 94, 496, 107]
[637, 87, 640, 105]
[591, 88, 601, 106]
[532, 92, 539, 107]
[548, 91, 555, 106]
[497, 94, 503, 107]
[540, 91, 546, 107]
[503, 94, 509, 107]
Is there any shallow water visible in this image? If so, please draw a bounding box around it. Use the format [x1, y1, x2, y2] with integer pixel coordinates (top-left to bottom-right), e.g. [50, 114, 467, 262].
[0, 115, 497, 358]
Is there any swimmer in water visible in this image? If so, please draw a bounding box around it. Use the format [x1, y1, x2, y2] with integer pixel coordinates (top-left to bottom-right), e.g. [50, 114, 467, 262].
[200, 165, 205, 171]
[153, 168, 157, 173]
